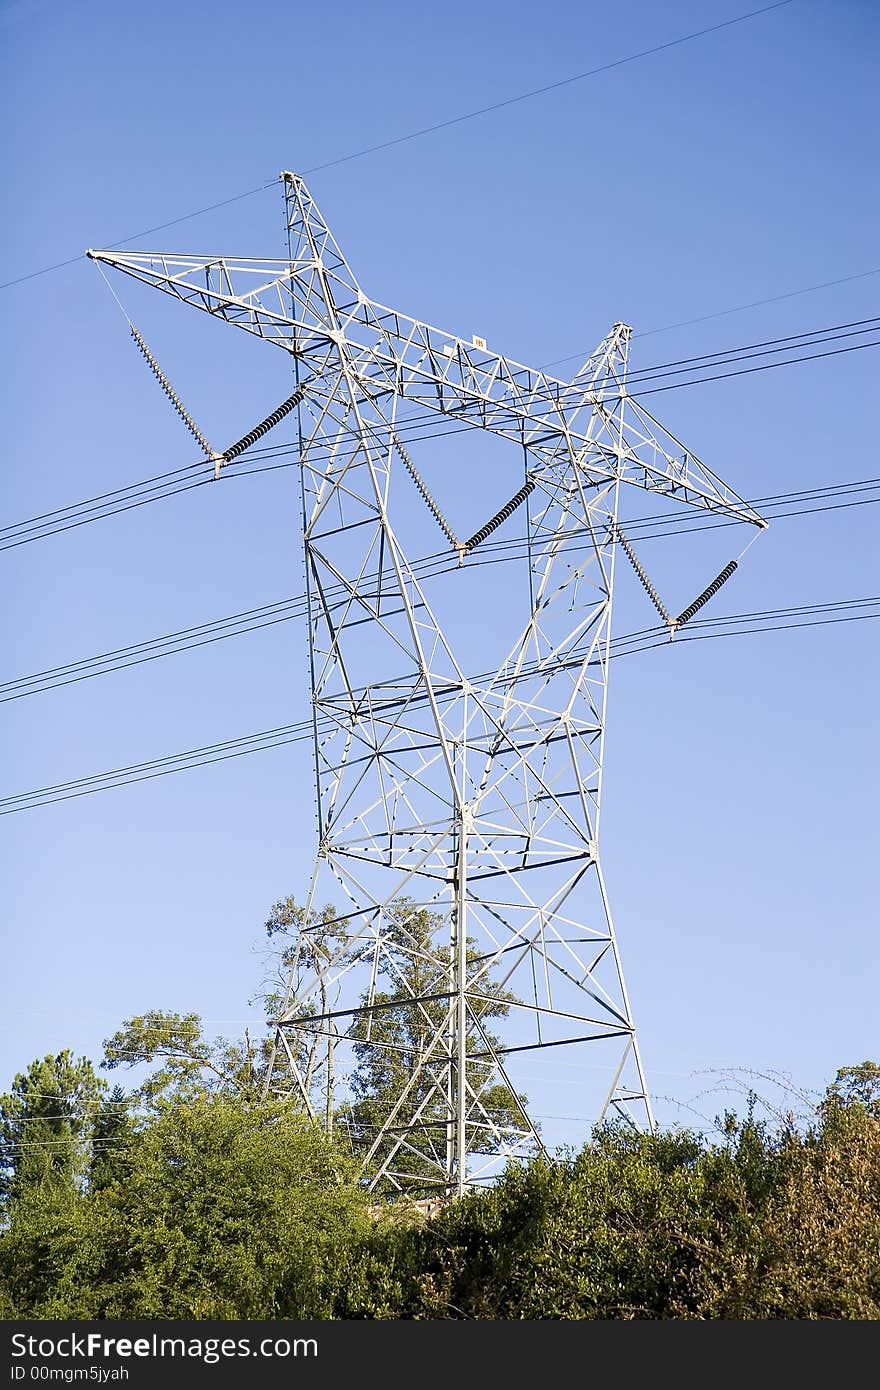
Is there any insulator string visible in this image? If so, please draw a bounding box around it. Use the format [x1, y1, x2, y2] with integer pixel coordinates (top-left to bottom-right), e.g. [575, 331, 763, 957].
[391, 431, 460, 549]
[674, 560, 739, 628]
[613, 522, 672, 625]
[464, 479, 536, 553]
[128, 324, 218, 460]
[220, 383, 312, 468]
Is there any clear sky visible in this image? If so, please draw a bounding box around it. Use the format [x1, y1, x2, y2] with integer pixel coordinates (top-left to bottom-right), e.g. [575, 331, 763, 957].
[1, 0, 877, 1147]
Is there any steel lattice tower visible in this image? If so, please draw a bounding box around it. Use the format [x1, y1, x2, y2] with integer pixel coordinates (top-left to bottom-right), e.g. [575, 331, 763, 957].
[91, 173, 765, 1196]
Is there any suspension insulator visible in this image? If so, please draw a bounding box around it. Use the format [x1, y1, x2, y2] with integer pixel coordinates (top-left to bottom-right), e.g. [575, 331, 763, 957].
[614, 523, 671, 625]
[464, 478, 536, 553]
[392, 434, 459, 549]
[130, 325, 215, 458]
[674, 560, 738, 628]
[221, 385, 308, 463]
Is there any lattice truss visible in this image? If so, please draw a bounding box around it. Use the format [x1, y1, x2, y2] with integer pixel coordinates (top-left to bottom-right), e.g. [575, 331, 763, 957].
[90, 173, 765, 1196]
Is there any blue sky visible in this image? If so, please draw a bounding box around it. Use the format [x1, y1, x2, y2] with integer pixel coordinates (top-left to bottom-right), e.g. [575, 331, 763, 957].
[1, 0, 877, 1145]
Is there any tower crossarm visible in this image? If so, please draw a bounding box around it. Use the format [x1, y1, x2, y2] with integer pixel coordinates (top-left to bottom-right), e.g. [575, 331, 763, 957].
[85, 249, 335, 357]
[346, 306, 764, 524]
[88, 237, 763, 526]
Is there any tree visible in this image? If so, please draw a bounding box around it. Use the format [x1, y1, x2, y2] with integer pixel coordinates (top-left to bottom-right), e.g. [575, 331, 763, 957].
[0, 1052, 104, 1212]
[822, 1060, 880, 1119]
[342, 901, 528, 1194]
[263, 894, 529, 1194]
[757, 1085, 880, 1318]
[332, 1061, 880, 1319]
[2, 1042, 878, 1319]
[1, 1091, 371, 1319]
[101, 1010, 261, 1106]
[88, 1087, 135, 1193]
[264, 896, 351, 1125]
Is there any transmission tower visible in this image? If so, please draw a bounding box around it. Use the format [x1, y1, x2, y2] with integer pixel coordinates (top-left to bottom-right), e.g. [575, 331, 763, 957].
[90, 172, 765, 1197]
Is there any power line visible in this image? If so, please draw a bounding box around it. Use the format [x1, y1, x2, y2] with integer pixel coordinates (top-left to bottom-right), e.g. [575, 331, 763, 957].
[3, 473, 879, 704]
[630, 336, 880, 398]
[4, 313, 879, 553]
[640, 270, 880, 338]
[0, 1, 797, 294]
[0, 597, 306, 703]
[584, 316, 880, 387]
[546, 270, 880, 364]
[3, 476, 879, 705]
[0, 477, 212, 553]
[615, 609, 880, 663]
[0, 183, 279, 293]
[218, 465, 880, 538]
[5, 1098, 691, 1151]
[304, 1, 798, 174]
[0, 721, 314, 806]
[620, 476, 880, 532]
[0, 460, 207, 536]
[466, 481, 880, 561]
[2, 597, 876, 817]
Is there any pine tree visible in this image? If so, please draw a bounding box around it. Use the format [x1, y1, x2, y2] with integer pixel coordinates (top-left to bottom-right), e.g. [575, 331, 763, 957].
[0, 1052, 103, 1210]
[88, 1086, 134, 1192]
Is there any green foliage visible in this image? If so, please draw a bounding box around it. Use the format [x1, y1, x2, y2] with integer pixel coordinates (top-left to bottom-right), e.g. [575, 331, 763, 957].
[262, 896, 351, 1118]
[2, 1027, 878, 1320]
[343, 902, 526, 1192]
[1, 1092, 370, 1319]
[334, 1092, 880, 1320]
[102, 1010, 262, 1105]
[337, 1129, 716, 1318]
[759, 1109, 880, 1318]
[264, 896, 528, 1191]
[822, 1060, 880, 1118]
[88, 1087, 135, 1193]
[0, 1052, 104, 1210]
